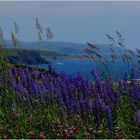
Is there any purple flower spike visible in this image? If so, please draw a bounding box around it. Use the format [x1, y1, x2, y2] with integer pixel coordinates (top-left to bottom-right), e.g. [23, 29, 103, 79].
[136, 111, 140, 125]
[91, 69, 101, 86]
[106, 105, 114, 133]
[91, 69, 103, 93]
[48, 64, 53, 73]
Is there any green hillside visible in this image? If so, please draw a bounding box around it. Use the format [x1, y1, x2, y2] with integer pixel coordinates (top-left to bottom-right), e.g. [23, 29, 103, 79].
[5, 48, 67, 65]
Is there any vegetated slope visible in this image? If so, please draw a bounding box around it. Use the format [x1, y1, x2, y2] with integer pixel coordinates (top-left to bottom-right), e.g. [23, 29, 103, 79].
[5, 40, 129, 56]
[6, 49, 66, 65]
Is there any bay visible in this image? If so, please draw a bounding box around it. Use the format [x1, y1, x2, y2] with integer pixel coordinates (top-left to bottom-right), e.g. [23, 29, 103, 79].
[30, 59, 140, 81]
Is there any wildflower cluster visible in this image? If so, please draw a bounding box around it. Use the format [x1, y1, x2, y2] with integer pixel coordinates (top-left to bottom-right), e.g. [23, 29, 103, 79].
[0, 64, 139, 138]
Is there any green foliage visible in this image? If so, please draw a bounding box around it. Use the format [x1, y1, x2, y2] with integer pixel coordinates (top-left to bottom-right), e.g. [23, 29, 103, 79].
[113, 96, 137, 138]
[6, 48, 67, 65]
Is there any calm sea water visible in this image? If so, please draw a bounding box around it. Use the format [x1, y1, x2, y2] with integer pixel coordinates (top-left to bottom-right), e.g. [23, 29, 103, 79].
[30, 59, 139, 81]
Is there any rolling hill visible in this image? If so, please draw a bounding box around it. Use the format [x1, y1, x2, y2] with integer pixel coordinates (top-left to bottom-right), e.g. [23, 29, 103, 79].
[5, 40, 127, 56]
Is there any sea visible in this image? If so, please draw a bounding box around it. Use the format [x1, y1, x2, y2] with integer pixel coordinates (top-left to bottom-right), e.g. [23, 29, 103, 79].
[30, 59, 140, 81]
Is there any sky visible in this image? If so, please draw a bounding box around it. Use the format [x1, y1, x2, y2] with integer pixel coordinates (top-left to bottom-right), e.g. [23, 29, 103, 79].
[0, 1, 140, 49]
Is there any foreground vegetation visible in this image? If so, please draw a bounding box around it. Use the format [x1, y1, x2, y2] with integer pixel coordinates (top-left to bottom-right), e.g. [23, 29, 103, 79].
[0, 63, 140, 139]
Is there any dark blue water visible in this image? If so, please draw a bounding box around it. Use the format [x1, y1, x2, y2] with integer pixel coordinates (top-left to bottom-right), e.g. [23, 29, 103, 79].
[30, 59, 140, 81]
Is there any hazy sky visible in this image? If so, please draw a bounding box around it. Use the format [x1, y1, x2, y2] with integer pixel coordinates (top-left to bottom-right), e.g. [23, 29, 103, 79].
[0, 1, 140, 49]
